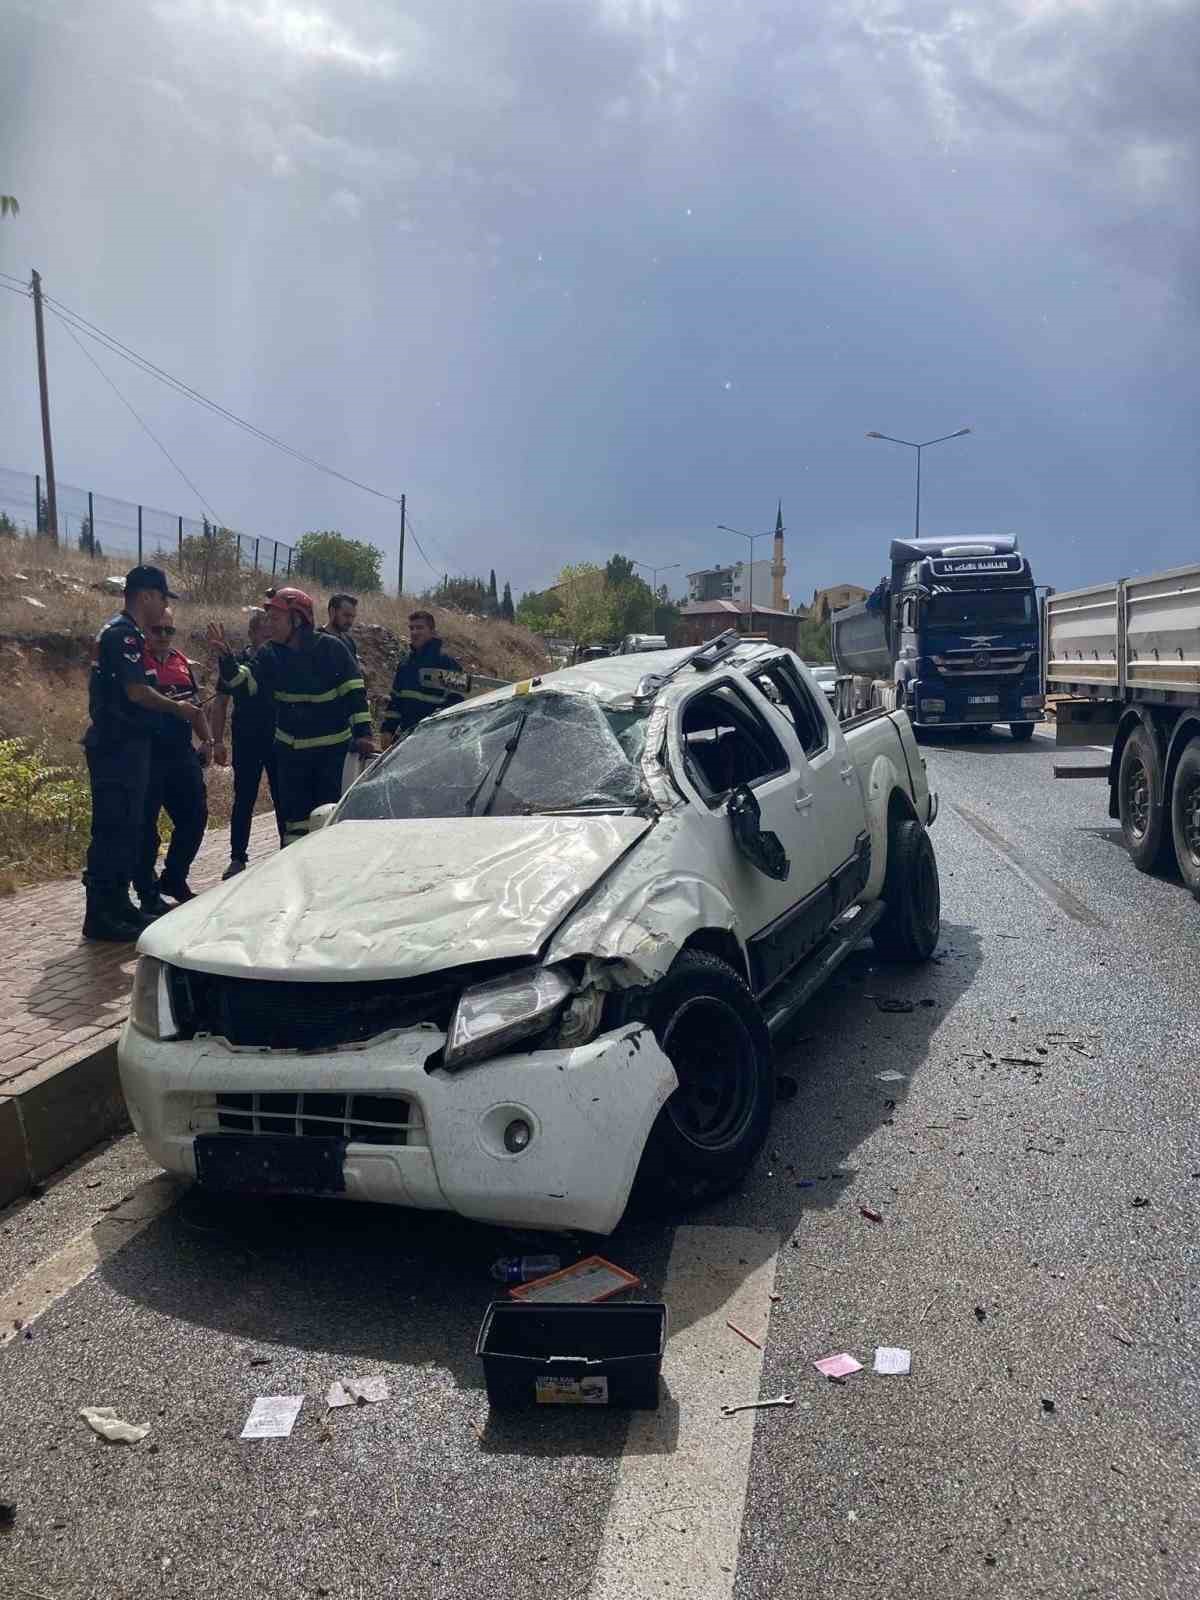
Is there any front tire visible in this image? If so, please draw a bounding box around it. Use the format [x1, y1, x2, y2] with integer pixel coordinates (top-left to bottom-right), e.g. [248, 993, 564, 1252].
[636, 951, 773, 1206]
[1010, 722, 1036, 741]
[872, 817, 941, 961]
[1118, 724, 1170, 871]
[1169, 738, 1200, 899]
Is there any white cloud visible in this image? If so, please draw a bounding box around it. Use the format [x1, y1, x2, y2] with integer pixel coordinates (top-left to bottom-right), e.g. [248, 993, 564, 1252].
[330, 186, 362, 219]
[155, 0, 420, 78]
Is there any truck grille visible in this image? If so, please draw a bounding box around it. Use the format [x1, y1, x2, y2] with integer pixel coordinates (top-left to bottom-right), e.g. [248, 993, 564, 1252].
[191, 1091, 426, 1147]
[931, 650, 1034, 677]
[169, 970, 458, 1051]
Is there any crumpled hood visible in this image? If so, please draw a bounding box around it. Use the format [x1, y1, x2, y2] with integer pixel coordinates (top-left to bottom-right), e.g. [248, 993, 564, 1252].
[138, 815, 651, 981]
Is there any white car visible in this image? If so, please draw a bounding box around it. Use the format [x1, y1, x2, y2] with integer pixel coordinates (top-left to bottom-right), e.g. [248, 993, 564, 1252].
[806, 663, 838, 703]
[120, 632, 939, 1235]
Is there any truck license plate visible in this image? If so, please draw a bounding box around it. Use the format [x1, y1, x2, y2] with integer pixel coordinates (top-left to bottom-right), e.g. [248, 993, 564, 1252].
[967, 695, 999, 704]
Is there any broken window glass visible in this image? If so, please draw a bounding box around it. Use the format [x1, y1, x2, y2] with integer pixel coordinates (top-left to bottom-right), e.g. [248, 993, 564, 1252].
[337, 691, 652, 821]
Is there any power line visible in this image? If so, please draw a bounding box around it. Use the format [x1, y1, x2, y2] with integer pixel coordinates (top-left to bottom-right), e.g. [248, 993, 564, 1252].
[39, 286, 405, 506]
[399, 512, 444, 577]
[0, 280, 31, 300]
[49, 304, 222, 524]
[0, 269, 29, 291]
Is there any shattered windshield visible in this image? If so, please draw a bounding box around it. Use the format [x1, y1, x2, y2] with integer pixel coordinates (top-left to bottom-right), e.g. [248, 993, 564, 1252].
[337, 690, 652, 821]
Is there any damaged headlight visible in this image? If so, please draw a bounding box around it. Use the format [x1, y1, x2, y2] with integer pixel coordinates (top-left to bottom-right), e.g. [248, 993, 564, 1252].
[130, 957, 178, 1041]
[444, 967, 572, 1069]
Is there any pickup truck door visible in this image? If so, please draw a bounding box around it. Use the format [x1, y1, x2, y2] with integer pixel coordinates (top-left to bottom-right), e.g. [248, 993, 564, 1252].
[669, 674, 841, 998]
[747, 654, 871, 915]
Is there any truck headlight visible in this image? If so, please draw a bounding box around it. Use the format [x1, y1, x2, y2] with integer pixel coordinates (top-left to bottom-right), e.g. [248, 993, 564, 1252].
[921, 698, 946, 713]
[130, 957, 178, 1041]
[444, 967, 572, 1070]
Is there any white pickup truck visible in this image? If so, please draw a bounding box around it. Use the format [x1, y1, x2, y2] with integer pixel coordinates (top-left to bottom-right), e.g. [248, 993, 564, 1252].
[119, 631, 939, 1234]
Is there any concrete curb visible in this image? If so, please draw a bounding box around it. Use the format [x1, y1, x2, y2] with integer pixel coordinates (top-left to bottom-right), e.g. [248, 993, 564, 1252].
[0, 1026, 129, 1207]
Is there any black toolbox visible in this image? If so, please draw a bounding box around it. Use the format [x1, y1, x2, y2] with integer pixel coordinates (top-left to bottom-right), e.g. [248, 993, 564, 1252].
[476, 1300, 667, 1410]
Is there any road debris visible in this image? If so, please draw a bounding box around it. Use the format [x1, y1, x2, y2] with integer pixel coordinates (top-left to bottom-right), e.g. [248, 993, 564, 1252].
[327, 1376, 390, 1408]
[249, 1355, 271, 1368]
[874, 997, 914, 1013]
[490, 1253, 561, 1285]
[876, 1070, 907, 1082]
[859, 1206, 884, 1224]
[240, 1396, 304, 1440]
[720, 1393, 795, 1417]
[1000, 1057, 1041, 1066]
[726, 1320, 763, 1351]
[0, 1498, 15, 1527]
[1041, 1397, 1056, 1414]
[509, 1255, 640, 1304]
[974, 1305, 986, 1322]
[1130, 1196, 1151, 1208]
[873, 1347, 912, 1375]
[79, 1407, 151, 1445]
[814, 1353, 862, 1380]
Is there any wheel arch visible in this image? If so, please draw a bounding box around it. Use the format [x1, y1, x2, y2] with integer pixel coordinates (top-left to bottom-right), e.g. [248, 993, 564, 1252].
[1163, 713, 1200, 801]
[862, 757, 916, 899]
[680, 926, 751, 988]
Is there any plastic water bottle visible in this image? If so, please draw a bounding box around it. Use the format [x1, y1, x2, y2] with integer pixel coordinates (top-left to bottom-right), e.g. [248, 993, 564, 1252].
[490, 1254, 560, 1285]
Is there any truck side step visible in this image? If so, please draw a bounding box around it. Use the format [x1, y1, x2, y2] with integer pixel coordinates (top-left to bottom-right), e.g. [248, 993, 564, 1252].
[764, 900, 887, 1039]
[1053, 761, 1110, 779]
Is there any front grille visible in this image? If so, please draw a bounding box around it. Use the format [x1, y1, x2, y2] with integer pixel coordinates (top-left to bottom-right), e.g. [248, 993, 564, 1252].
[931, 650, 1034, 677]
[191, 1091, 426, 1147]
[170, 970, 458, 1050]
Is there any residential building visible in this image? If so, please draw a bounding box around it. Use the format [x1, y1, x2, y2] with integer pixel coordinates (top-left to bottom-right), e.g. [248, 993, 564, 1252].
[677, 599, 800, 651]
[807, 583, 868, 619]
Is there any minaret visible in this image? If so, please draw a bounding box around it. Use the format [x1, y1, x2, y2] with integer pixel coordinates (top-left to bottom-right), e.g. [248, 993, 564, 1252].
[771, 500, 786, 610]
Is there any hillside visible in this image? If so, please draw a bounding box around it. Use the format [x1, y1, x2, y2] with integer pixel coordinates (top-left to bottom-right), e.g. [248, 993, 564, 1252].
[0, 536, 548, 891]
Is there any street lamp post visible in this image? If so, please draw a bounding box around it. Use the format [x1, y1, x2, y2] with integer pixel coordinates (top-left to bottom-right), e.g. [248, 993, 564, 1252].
[632, 560, 679, 634]
[717, 524, 773, 633]
[865, 427, 972, 538]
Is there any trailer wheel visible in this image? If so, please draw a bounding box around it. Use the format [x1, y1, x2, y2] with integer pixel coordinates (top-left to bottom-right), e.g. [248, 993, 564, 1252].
[1169, 738, 1200, 898]
[1118, 724, 1170, 871]
[1009, 722, 1036, 741]
[872, 818, 941, 962]
[633, 951, 774, 1209]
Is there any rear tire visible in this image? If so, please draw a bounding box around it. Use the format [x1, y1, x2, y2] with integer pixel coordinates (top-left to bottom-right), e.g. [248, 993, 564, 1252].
[1169, 738, 1200, 899]
[1010, 722, 1035, 741]
[635, 951, 773, 1208]
[1118, 724, 1170, 871]
[872, 817, 941, 962]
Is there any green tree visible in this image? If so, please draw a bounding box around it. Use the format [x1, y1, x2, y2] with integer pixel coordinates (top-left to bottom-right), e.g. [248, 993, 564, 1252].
[178, 519, 239, 599]
[426, 574, 490, 613]
[0, 511, 17, 539]
[605, 554, 636, 589]
[0, 197, 18, 219]
[797, 614, 832, 663]
[515, 588, 560, 632]
[500, 580, 515, 622]
[487, 569, 499, 614]
[294, 530, 383, 593]
[552, 563, 615, 650]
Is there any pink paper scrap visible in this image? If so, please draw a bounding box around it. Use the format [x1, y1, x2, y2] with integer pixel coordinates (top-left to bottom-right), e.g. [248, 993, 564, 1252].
[814, 1352, 863, 1379]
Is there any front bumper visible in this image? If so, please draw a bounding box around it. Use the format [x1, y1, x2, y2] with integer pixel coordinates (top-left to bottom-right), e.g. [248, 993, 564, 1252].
[118, 1020, 677, 1235]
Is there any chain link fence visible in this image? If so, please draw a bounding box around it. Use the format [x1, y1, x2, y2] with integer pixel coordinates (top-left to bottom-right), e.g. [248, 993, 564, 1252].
[0, 463, 297, 579]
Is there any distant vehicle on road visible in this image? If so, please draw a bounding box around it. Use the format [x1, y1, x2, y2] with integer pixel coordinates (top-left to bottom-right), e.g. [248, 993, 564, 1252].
[618, 633, 670, 655]
[832, 536, 1043, 739]
[1047, 562, 1200, 899]
[805, 663, 837, 704]
[120, 632, 938, 1235]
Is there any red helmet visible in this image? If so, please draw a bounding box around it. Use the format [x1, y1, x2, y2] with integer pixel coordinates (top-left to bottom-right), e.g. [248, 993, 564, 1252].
[264, 586, 314, 627]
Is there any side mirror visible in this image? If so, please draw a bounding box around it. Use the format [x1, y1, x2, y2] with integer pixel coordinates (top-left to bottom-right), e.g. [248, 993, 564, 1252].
[727, 784, 790, 881]
[308, 803, 337, 833]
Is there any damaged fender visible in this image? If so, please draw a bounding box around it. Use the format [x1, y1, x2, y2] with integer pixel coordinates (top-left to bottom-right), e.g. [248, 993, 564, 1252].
[861, 752, 908, 901]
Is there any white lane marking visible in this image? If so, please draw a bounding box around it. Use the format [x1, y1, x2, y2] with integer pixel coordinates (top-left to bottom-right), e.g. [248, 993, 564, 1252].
[0, 1174, 179, 1347]
[589, 1225, 780, 1600]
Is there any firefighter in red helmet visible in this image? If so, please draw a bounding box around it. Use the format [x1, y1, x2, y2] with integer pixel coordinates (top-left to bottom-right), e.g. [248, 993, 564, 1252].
[207, 587, 376, 847]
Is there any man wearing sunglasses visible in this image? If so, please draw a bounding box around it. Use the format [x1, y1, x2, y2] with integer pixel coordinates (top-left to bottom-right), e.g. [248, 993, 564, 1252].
[135, 607, 212, 912]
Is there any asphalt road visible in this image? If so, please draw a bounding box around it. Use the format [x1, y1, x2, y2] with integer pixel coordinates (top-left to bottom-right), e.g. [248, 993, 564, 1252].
[2, 726, 1198, 1600]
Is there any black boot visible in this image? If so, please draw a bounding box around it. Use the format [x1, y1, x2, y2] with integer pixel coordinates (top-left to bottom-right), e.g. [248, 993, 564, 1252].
[82, 886, 144, 943]
[129, 884, 169, 921]
[158, 876, 195, 903]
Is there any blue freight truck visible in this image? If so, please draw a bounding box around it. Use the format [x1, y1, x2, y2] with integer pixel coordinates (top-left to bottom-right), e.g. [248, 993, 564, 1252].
[831, 535, 1043, 739]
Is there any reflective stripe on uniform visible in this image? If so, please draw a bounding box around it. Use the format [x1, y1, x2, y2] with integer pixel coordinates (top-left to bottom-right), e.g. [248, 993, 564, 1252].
[394, 688, 449, 705]
[219, 663, 257, 695]
[275, 677, 366, 705]
[274, 726, 352, 750]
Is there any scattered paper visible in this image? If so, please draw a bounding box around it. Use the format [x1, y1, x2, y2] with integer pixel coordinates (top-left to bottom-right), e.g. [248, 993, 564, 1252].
[876, 1070, 907, 1082]
[327, 1376, 390, 1408]
[79, 1406, 150, 1444]
[814, 1353, 862, 1379]
[873, 1346, 912, 1376]
[240, 1396, 304, 1439]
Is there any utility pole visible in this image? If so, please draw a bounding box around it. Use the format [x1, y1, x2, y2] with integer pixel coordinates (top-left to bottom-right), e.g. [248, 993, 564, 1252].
[397, 494, 406, 597]
[31, 271, 58, 541]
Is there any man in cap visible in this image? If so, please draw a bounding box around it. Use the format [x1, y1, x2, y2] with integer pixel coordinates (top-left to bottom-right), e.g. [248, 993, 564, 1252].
[210, 607, 284, 877]
[207, 586, 375, 846]
[82, 565, 212, 941]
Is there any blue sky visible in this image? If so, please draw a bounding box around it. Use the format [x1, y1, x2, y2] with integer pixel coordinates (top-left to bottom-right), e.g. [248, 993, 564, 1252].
[1, 0, 1196, 603]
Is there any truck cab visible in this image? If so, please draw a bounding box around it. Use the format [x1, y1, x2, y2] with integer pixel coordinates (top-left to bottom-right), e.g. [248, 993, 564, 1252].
[834, 536, 1043, 739]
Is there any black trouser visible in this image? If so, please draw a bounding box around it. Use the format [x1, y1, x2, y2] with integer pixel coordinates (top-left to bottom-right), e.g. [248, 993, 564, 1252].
[137, 746, 207, 893]
[275, 742, 347, 845]
[85, 738, 151, 892]
[230, 732, 284, 857]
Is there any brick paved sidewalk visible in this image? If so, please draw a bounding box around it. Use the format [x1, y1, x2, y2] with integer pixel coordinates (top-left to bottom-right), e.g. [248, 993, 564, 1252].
[0, 813, 278, 1091]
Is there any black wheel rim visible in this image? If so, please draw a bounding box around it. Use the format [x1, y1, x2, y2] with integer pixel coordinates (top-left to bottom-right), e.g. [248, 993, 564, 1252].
[1123, 755, 1150, 839]
[1180, 775, 1200, 867]
[661, 995, 757, 1153]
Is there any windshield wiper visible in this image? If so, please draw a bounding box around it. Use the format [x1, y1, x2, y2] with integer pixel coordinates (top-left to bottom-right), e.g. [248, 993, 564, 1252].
[465, 701, 534, 817]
